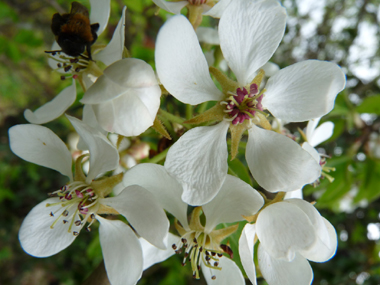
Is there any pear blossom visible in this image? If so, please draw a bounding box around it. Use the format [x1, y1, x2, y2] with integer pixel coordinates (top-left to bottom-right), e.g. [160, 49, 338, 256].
[25, 2, 126, 125]
[9, 116, 169, 285]
[80, 58, 161, 137]
[155, 0, 346, 205]
[152, 0, 231, 29]
[239, 199, 337, 285]
[285, 117, 335, 199]
[121, 163, 264, 283]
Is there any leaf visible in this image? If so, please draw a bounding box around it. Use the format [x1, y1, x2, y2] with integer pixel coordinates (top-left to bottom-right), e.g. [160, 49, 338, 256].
[228, 158, 252, 185]
[356, 95, 380, 114]
[354, 159, 380, 203]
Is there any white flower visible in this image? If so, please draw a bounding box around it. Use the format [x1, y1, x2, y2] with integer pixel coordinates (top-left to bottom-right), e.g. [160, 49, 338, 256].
[152, 0, 232, 19]
[155, 0, 346, 205]
[121, 163, 264, 284]
[9, 116, 169, 285]
[80, 58, 161, 137]
[239, 199, 337, 285]
[285, 117, 335, 199]
[25, 2, 127, 125]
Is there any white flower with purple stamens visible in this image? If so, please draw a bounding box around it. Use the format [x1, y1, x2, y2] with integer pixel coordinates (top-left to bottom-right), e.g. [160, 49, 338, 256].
[9, 116, 169, 285]
[155, 0, 346, 205]
[121, 163, 264, 284]
[25, 1, 127, 125]
[239, 199, 337, 285]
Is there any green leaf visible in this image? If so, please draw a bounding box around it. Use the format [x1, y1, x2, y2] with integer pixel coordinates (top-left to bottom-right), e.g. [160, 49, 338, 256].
[228, 158, 251, 185]
[354, 159, 380, 203]
[356, 95, 380, 114]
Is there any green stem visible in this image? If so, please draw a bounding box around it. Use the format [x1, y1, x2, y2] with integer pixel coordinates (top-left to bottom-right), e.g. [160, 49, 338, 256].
[146, 148, 169, 164]
[186, 104, 193, 120]
[197, 101, 209, 114]
[159, 109, 192, 129]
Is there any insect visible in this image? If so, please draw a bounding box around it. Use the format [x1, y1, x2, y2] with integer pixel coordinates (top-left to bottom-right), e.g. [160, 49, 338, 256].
[48, 1, 99, 60]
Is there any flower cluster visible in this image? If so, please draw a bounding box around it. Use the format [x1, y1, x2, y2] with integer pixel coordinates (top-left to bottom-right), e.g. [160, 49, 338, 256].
[9, 0, 346, 284]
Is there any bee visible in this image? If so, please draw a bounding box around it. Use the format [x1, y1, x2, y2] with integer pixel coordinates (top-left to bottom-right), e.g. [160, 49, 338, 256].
[47, 1, 99, 60]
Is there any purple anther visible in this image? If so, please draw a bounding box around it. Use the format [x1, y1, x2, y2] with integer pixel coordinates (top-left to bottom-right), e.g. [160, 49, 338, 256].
[75, 190, 83, 198]
[65, 193, 72, 200]
[256, 95, 264, 111]
[86, 189, 95, 197]
[250, 83, 258, 96]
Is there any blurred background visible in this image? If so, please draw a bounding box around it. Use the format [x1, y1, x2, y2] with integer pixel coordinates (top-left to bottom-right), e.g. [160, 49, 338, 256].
[1, 0, 380, 284]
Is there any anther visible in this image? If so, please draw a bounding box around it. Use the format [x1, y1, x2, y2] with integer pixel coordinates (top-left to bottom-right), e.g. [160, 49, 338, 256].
[91, 214, 96, 219]
[197, 265, 201, 271]
[199, 247, 203, 252]
[181, 262, 186, 266]
[217, 253, 223, 258]
[50, 212, 54, 217]
[73, 231, 79, 236]
[193, 238, 197, 243]
[57, 63, 62, 68]
[75, 220, 81, 226]
[211, 276, 216, 280]
[211, 252, 216, 256]
[181, 238, 187, 243]
[205, 256, 211, 261]
[172, 244, 177, 250]
[64, 65, 72, 72]
[63, 210, 69, 217]
[75, 67, 81, 73]
[63, 220, 68, 224]
[85, 227, 91, 232]
[214, 262, 219, 267]
[60, 75, 66, 80]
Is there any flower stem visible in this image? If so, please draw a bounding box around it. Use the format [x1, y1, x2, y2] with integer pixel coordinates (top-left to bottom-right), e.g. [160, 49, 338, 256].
[146, 148, 169, 164]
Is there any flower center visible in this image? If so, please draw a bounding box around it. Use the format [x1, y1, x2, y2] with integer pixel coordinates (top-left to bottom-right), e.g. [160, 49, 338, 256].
[46, 181, 99, 235]
[221, 83, 264, 125]
[172, 230, 223, 280]
[46, 51, 91, 80]
[188, 0, 207, 5]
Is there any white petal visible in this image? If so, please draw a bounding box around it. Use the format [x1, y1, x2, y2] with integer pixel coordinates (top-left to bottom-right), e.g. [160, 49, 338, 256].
[246, 125, 321, 192]
[263, 60, 346, 122]
[203, 175, 264, 232]
[24, 81, 76, 124]
[122, 164, 189, 230]
[77, 104, 107, 150]
[155, 15, 223, 105]
[203, 0, 232, 18]
[94, 7, 126, 66]
[84, 58, 159, 103]
[19, 198, 81, 257]
[219, 0, 286, 86]
[91, 84, 160, 136]
[165, 121, 229, 206]
[9, 124, 73, 180]
[284, 199, 336, 262]
[239, 224, 258, 285]
[101, 185, 169, 249]
[256, 201, 316, 261]
[90, 0, 110, 36]
[81, 58, 160, 136]
[47, 42, 70, 73]
[97, 217, 143, 285]
[66, 115, 119, 182]
[300, 217, 337, 263]
[140, 233, 179, 270]
[258, 244, 313, 285]
[284, 189, 303, 199]
[305, 117, 321, 142]
[202, 255, 245, 285]
[196, 27, 220, 45]
[152, 0, 188, 14]
[302, 142, 321, 163]
[309, 121, 334, 147]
